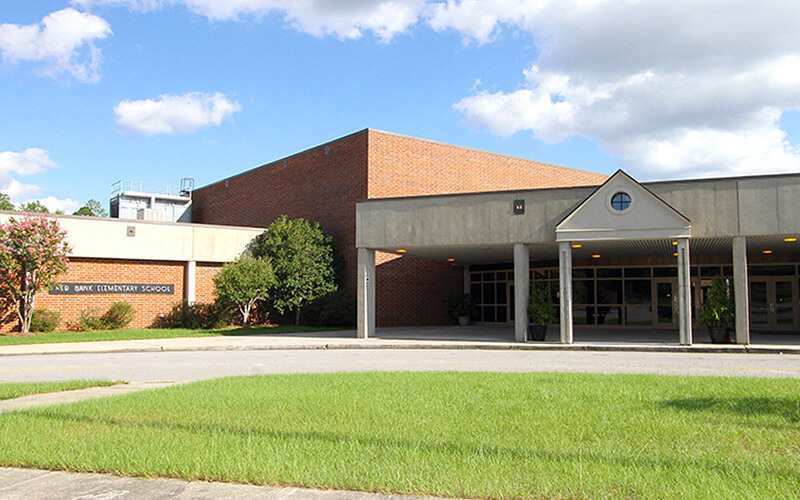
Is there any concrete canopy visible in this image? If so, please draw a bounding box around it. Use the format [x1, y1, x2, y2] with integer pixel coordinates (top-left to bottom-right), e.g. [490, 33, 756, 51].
[556, 170, 691, 242]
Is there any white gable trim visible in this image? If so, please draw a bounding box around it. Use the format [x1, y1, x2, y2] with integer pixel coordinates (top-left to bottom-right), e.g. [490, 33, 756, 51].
[556, 170, 691, 242]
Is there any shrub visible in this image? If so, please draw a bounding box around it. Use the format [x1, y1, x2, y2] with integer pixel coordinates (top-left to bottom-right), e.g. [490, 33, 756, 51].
[300, 290, 356, 327]
[29, 309, 61, 333]
[214, 255, 277, 328]
[157, 299, 235, 330]
[103, 301, 135, 330]
[79, 307, 106, 331]
[251, 216, 337, 324]
[79, 302, 135, 331]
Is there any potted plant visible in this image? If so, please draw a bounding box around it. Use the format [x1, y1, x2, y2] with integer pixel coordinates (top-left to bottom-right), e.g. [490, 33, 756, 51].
[528, 282, 557, 341]
[443, 294, 477, 326]
[698, 276, 735, 344]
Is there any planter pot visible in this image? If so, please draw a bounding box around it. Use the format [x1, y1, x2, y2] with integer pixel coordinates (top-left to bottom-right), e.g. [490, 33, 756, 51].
[708, 326, 730, 344]
[457, 315, 470, 326]
[528, 324, 547, 341]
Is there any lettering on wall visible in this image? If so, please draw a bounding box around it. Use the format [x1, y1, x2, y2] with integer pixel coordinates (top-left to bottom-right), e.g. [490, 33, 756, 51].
[50, 283, 175, 295]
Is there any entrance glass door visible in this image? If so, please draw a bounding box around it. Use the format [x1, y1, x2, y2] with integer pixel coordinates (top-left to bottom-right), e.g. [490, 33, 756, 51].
[654, 279, 677, 326]
[750, 279, 796, 328]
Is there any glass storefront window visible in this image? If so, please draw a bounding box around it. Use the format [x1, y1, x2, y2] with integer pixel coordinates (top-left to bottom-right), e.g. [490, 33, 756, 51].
[625, 268, 650, 278]
[625, 305, 651, 325]
[597, 280, 622, 304]
[573, 280, 595, 304]
[625, 280, 651, 304]
[596, 306, 622, 325]
[597, 268, 622, 278]
[573, 306, 595, 325]
[653, 267, 678, 277]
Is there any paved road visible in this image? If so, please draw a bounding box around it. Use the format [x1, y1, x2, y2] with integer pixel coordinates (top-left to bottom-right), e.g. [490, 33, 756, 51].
[1, 348, 799, 383]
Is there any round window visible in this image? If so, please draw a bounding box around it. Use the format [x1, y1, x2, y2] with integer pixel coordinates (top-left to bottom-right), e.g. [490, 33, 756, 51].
[610, 192, 632, 212]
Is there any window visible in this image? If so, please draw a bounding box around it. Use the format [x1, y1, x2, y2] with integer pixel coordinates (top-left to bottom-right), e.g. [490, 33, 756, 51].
[610, 192, 632, 211]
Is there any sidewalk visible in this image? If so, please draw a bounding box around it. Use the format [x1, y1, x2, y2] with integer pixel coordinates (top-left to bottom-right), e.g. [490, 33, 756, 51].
[1, 326, 799, 357]
[0, 467, 455, 500]
[0, 382, 177, 414]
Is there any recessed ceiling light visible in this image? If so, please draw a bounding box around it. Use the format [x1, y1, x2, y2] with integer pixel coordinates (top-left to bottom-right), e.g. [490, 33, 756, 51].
[672, 241, 678, 246]
[571, 243, 582, 249]
[446, 258, 455, 262]
[784, 237, 797, 242]
[592, 254, 601, 259]
[763, 249, 773, 254]
[673, 252, 678, 257]
[396, 249, 407, 253]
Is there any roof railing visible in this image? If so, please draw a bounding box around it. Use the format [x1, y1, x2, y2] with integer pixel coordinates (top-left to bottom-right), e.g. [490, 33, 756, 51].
[110, 179, 193, 198]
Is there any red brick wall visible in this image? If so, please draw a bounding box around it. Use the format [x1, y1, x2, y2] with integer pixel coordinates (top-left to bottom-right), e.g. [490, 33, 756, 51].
[0, 258, 187, 333]
[375, 252, 463, 326]
[196, 263, 223, 304]
[192, 130, 369, 294]
[191, 128, 607, 328]
[366, 129, 608, 198]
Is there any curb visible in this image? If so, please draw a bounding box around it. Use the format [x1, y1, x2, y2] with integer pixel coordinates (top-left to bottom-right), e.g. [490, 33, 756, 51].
[1, 340, 799, 357]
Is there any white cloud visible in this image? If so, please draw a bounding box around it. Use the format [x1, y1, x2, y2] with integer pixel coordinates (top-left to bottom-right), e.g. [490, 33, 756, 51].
[28, 196, 82, 214]
[0, 148, 61, 206]
[0, 8, 111, 82]
[440, 0, 800, 179]
[4, 179, 42, 202]
[73, 0, 427, 40]
[114, 92, 242, 135]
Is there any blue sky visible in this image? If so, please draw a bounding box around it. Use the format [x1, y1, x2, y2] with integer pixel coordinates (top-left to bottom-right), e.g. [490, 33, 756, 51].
[1, 1, 799, 213]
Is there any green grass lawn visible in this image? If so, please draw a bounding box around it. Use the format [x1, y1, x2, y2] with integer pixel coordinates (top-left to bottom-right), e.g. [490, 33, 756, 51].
[0, 325, 350, 346]
[0, 380, 120, 401]
[0, 372, 798, 499]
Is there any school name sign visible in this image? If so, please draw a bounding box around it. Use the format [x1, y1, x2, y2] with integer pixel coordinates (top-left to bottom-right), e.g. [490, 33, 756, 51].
[50, 283, 175, 295]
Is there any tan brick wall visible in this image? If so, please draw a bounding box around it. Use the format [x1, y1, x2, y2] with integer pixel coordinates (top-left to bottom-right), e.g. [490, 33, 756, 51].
[1, 258, 188, 333]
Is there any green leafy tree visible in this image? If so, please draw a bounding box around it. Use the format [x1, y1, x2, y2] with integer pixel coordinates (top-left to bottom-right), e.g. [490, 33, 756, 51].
[19, 200, 49, 213]
[0, 215, 71, 334]
[213, 255, 277, 328]
[251, 216, 337, 325]
[73, 199, 107, 217]
[0, 193, 14, 211]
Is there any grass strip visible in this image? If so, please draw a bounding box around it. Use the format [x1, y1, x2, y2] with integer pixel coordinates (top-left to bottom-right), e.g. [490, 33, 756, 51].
[1, 372, 798, 499]
[0, 380, 120, 401]
[0, 325, 349, 346]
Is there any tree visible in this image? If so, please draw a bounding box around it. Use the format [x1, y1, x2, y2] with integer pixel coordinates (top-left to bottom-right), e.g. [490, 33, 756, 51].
[19, 201, 49, 213]
[251, 216, 337, 325]
[213, 255, 277, 328]
[0, 193, 14, 211]
[0, 215, 71, 335]
[73, 199, 107, 217]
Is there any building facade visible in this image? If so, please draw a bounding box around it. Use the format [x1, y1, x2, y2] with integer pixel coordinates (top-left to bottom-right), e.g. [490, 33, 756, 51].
[191, 128, 607, 327]
[356, 170, 800, 344]
[0, 212, 263, 332]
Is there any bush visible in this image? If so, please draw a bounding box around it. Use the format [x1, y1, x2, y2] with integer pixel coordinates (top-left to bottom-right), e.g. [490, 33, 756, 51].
[103, 301, 135, 330]
[79, 302, 136, 331]
[79, 307, 106, 331]
[300, 290, 356, 327]
[156, 299, 235, 330]
[29, 309, 61, 333]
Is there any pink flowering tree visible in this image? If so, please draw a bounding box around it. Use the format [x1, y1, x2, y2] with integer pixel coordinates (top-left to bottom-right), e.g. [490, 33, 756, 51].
[0, 214, 71, 335]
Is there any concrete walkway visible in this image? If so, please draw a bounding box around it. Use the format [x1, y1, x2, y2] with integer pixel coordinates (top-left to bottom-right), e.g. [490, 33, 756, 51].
[0, 381, 177, 414]
[1, 325, 799, 357]
[0, 467, 454, 500]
